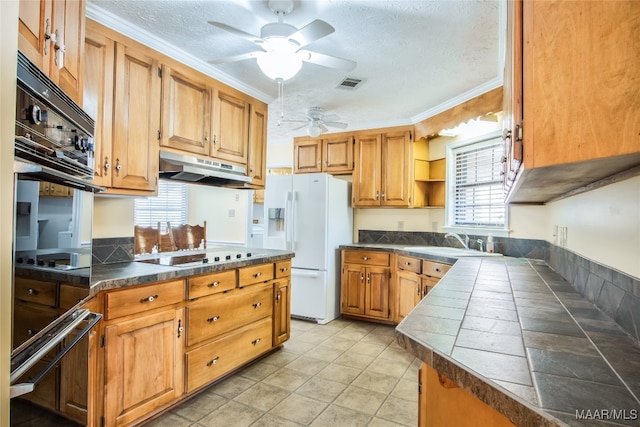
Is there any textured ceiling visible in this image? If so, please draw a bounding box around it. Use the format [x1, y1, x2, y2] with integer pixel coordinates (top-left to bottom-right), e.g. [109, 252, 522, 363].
[86, 0, 503, 145]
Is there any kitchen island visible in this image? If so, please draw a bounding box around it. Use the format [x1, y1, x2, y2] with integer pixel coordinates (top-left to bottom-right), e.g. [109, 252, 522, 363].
[394, 255, 640, 426]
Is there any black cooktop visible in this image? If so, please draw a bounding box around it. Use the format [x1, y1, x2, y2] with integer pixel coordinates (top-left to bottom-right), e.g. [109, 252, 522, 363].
[137, 250, 263, 268]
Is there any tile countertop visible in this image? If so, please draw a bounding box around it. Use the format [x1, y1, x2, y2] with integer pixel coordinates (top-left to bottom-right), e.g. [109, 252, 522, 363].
[90, 247, 294, 295]
[341, 244, 640, 427]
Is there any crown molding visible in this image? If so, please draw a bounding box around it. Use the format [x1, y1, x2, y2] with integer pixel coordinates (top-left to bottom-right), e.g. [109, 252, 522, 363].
[86, 3, 272, 103]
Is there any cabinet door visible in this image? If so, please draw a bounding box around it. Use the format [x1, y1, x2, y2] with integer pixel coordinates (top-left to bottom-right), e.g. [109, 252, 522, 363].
[341, 264, 365, 315]
[18, 0, 52, 73]
[352, 133, 382, 206]
[59, 328, 91, 424]
[294, 138, 322, 173]
[502, 0, 523, 193]
[212, 89, 248, 165]
[365, 266, 390, 319]
[160, 65, 212, 155]
[323, 135, 354, 173]
[273, 278, 290, 345]
[381, 130, 412, 207]
[49, 0, 85, 105]
[397, 270, 421, 323]
[83, 25, 114, 187]
[247, 101, 268, 186]
[104, 308, 184, 427]
[112, 42, 160, 192]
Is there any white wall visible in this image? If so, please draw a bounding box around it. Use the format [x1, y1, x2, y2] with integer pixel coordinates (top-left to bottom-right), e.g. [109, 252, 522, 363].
[188, 185, 249, 245]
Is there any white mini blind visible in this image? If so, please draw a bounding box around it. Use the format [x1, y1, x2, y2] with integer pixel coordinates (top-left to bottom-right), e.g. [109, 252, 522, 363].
[134, 181, 187, 232]
[452, 138, 505, 227]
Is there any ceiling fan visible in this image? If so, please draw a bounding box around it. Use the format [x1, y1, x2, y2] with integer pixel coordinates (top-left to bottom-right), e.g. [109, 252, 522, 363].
[279, 107, 348, 137]
[207, 0, 356, 81]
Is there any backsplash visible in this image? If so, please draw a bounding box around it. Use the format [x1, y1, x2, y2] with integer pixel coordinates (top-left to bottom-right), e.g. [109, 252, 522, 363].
[358, 230, 639, 344]
[546, 244, 640, 344]
[92, 237, 134, 264]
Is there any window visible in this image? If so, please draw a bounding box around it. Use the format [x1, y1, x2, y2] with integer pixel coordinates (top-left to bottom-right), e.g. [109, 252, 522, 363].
[446, 131, 506, 230]
[134, 181, 188, 231]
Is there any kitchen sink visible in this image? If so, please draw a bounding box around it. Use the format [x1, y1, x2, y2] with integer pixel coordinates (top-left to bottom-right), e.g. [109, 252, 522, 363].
[402, 246, 503, 257]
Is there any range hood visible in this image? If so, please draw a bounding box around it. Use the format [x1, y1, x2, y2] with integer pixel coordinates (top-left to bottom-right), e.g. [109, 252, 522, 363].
[159, 151, 251, 186]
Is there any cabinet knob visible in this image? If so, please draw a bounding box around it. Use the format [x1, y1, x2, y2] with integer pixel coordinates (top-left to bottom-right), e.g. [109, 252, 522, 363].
[206, 357, 219, 367]
[375, 191, 379, 200]
[280, 267, 288, 272]
[502, 128, 512, 140]
[204, 136, 210, 142]
[251, 338, 261, 346]
[27, 328, 37, 336]
[207, 316, 220, 323]
[115, 158, 122, 173]
[252, 302, 262, 309]
[140, 294, 158, 303]
[253, 272, 262, 278]
[208, 281, 220, 288]
[362, 256, 369, 260]
[276, 292, 281, 302]
[27, 288, 38, 295]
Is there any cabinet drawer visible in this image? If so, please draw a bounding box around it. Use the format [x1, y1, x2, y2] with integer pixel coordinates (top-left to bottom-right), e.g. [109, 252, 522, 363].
[104, 279, 184, 320]
[275, 260, 291, 278]
[59, 284, 89, 310]
[343, 250, 390, 266]
[187, 269, 236, 300]
[186, 282, 273, 346]
[14, 277, 57, 307]
[421, 260, 451, 278]
[238, 263, 274, 287]
[13, 302, 58, 350]
[185, 317, 272, 392]
[397, 255, 421, 273]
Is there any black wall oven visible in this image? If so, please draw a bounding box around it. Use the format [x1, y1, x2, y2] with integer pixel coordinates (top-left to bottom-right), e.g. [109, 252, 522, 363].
[11, 51, 102, 424]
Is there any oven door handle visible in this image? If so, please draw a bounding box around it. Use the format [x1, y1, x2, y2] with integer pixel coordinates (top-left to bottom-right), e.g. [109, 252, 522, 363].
[10, 308, 101, 399]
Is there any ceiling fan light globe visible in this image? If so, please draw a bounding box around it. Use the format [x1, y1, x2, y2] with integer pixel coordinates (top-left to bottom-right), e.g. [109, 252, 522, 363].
[307, 123, 322, 137]
[257, 51, 302, 80]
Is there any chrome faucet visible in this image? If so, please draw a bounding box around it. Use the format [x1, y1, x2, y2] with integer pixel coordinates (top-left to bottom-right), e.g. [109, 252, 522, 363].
[444, 232, 469, 249]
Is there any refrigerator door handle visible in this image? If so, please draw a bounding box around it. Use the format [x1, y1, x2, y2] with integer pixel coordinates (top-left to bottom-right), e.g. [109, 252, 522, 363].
[285, 191, 292, 251]
[291, 191, 298, 252]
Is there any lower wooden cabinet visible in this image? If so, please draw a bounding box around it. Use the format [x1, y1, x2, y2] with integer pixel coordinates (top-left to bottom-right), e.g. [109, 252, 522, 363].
[104, 307, 185, 427]
[273, 278, 291, 345]
[418, 363, 516, 427]
[341, 249, 451, 325]
[185, 317, 272, 392]
[341, 250, 392, 322]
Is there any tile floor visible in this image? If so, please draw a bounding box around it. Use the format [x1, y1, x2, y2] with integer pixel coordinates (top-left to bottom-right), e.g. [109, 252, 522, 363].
[147, 317, 420, 427]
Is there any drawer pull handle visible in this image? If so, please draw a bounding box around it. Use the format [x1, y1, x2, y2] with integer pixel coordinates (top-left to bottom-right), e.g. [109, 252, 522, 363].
[207, 316, 220, 323]
[253, 272, 262, 278]
[405, 262, 411, 266]
[362, 256, 369, 260]
[27, 288, 38, 295]
[206, 357, 219, 367]
[280, 267, 288, 272]
[140, 294, 158, 303]
[252, 302, 262, 309]
[27, 328, 37, 336]
[434, 268, 441, 272]
[251, 338, 261, 345]
[208, 281, 220, 288]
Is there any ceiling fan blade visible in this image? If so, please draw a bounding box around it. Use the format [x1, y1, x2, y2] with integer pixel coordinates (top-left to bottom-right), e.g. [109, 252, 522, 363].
[324, 121, 348, 129]
[291, 123, 308, 131]
[208, 21, 263, 44]
[320, 123, 329, 133]
[278, 119, 308, 124]
[322, 114, 340, 122]
[298, 49, 356, 71]
[289, 19, 335, 48]
[208, 51, 264, 65]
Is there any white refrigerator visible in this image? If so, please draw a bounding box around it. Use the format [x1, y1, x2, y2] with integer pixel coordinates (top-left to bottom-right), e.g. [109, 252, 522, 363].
[264, 173, 353, 324]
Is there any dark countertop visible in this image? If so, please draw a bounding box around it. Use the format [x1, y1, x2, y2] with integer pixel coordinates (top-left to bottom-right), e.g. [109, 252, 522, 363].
[343, 244, 640, 426]
[90, 247, 294, 295]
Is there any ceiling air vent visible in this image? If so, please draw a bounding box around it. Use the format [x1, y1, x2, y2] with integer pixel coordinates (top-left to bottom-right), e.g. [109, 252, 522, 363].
[336, 77, 365, 90]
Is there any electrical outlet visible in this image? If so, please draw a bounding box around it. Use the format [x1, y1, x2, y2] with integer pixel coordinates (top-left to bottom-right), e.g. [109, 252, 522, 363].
[235, 193, 240, 202]
[432, 221, 439, 232]
[398, 220, 404, 231]
[228, 209, 235, 218]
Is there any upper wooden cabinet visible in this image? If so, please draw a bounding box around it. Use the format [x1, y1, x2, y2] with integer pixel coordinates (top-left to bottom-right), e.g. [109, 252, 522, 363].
[247, 101, 268, 187]
[18, 0, 85, 105]
[353, 129, 413, 207]
[160, 65, 212, 156]
[84, 21, 160, 195]
[293, 134, 354, 174]
[212, 89, 249, 165]
[504, 0, 640, 203]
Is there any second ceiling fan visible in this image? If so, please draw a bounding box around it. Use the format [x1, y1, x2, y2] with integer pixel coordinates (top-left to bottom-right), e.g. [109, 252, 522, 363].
[208, 0, 356, 80]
